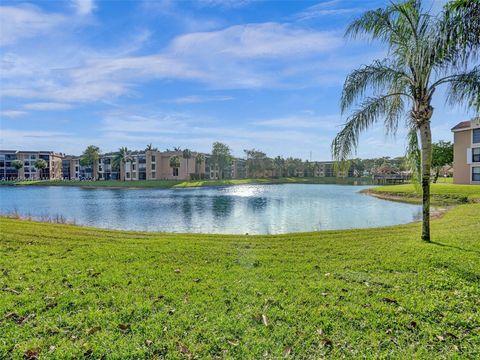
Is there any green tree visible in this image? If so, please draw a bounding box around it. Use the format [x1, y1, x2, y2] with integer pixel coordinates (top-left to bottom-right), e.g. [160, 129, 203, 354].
[113, 147, 133, 181]
[332, 0, 479, 241]
[80, 145, 100, 168]
[182, 149, 192, 176]
[195, 153, 205, 178]
[169, 155, 181, 177]
[34, 159, 47, 179]
[211, 142, 233, 179]
[244, 149, 267, 178]
[432, 141, 453, 183]
[273, 156, 285, 177]
[12, 159, 24, 171]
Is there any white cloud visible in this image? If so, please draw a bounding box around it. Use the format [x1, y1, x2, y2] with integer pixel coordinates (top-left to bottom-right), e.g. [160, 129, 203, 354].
[196, 0, 254, 8]
[1, 21, 348, 102]
[24, 102, 73, 110]
[295, 1, 363, 21]
[253, 114, 341, 129]
[72, 0, 96, 15]
[170, 23, 341, 59]
[169, 95, 234, 104]
[0, 110, 28, 118]
[0, 4, 65, 47]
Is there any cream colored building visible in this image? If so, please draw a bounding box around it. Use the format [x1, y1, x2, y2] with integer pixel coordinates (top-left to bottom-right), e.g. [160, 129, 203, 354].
[0, 150, 63, 180]
[451, 117, 480, 184]
[119, 150, 205, 181]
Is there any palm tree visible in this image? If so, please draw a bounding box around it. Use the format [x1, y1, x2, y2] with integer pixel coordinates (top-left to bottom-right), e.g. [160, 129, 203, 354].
[113, 147, 133, 181]
[332, 0, 479, 241]
[12, 159, 23, 180]
[12, 160, 23, 170]
[33, 159, 47, 180]
[79, 145, 101, 180]
[182, 149, 192, 178]
[195, 153, 205, 177]
[145, 143, 158, 151]
[169, 155, 181, 177]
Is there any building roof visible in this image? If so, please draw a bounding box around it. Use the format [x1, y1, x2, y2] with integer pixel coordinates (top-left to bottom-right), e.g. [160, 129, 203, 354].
[451, 120, 471, 131]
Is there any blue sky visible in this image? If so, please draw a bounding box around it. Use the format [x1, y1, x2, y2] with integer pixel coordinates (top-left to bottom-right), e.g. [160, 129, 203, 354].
[0, 0, 475, 159]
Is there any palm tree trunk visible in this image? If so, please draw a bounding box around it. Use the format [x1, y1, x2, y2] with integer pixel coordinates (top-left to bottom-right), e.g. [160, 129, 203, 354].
[419, 120, 433, 242]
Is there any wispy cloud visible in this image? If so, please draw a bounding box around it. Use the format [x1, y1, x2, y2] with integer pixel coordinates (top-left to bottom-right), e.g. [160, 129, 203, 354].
[0, 110, 28, 118]
[1, 21, 347, 102]
[170, 23, 341, 59]
[71, 0, 96, 15]
[168, 95, 234, 104]
[24, 102, 73, 110]
[196, 0, 255, 8]
[295, 1, 363, 21]
[0, 4, 65, 47]
[253, 114, 341, 130]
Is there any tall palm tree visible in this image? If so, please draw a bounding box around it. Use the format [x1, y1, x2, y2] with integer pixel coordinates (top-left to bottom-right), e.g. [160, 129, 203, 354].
[33, 159, 47, 180]
[195, 153, 205, 177]
[169, 155, 181, 177]
[182, 149, 192, 178]
[12, 159, 24, 180]
[332, 0, 479, 241]
[113, 147, 133, 181]
[80, 145, 101, 179]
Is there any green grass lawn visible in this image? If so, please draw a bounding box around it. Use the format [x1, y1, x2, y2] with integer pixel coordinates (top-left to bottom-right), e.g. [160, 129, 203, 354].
[1, 177, 373, 189]
[368, 183, 480, 204]
[1, 200, 479, 358]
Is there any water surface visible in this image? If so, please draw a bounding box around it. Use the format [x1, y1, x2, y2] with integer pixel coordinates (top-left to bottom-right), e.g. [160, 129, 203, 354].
[0, 184, 421, 234]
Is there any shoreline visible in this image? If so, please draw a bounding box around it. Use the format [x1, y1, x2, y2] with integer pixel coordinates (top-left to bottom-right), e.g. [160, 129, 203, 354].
[0, 177, 375, 189]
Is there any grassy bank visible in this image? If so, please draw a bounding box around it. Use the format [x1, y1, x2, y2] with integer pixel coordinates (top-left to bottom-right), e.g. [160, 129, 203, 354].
[1, 177, 373, 189]
[1, 199, 479, 357]
[366, 183, 480, 205]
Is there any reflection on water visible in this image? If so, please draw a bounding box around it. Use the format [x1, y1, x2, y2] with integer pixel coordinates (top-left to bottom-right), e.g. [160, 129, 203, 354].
[0, 184, 422, 234]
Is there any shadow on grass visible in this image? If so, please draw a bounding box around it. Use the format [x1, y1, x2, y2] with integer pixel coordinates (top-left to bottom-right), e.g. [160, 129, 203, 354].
[429, 240, 480, 255]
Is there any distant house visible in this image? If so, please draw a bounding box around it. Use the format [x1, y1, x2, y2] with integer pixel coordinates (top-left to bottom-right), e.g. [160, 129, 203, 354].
[451, 117, 480, 184]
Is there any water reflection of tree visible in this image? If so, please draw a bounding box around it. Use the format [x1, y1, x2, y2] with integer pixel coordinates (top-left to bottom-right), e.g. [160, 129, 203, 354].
[247, 197, 268, 211]
[211, 196, 233, 219]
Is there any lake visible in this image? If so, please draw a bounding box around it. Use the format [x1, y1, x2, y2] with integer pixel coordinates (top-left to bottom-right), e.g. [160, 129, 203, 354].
[0, 184, 422, 234]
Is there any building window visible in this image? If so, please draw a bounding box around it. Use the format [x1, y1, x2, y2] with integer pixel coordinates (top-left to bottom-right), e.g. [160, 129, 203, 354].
[173, 168, 179, 176]
[126, 172, 130, 179]
[473, 148, 480, 163]
[151, 155, 156, 162]
[473, 167, 480, 182]
[151, 163, 156, 170]
[474, 128, 480, 144]
[151, 171, 156, 178]
[132, 164, 136, 170]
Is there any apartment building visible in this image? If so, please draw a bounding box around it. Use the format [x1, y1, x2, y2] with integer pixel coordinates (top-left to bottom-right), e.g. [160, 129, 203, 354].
[117, 150, 203, 181]
[0, 150, 63, 180]
[1, 148, 355, 181]
[451, 117, 480, 184]
[313, 161, 335, 177]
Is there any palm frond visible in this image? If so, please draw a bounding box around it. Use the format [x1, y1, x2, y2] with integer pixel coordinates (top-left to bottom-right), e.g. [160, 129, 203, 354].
[332, 94, 406, 161]
[341, 60, 411, 113]
[444, 66, 480, 112]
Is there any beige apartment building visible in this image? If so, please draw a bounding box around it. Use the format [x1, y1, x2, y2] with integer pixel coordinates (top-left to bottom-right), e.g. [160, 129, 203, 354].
[119, 150, 204, 181]
[0, 150, 63, 180]
[451, 117, 480, 184]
